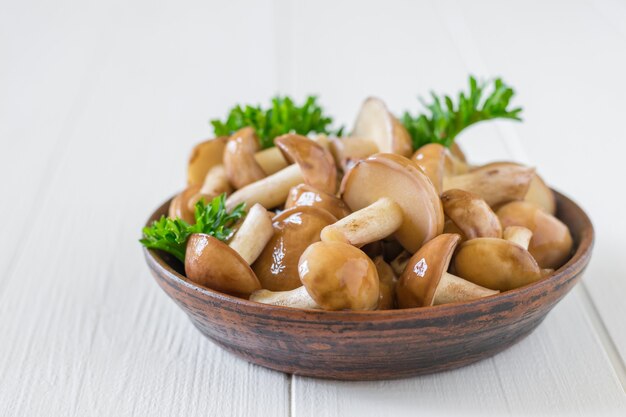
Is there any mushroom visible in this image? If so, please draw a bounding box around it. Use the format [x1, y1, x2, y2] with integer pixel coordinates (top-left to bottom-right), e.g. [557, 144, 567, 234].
[187, 137, 227, 186]
[254, 147, 289, 175]
[225, 134, 336, 210]
[186, 164, 232, 211]
[284, 183, 351, 219]
[453, 225, 544, 291]
[374, 256, 397, 310]
[411, 143, 445, 193]
[251, 241, 379, 310]
[396, 234, 499, 308]
[351, 97, 413, 157]
[390, 250, 412, 277]
[169, 184, 201, 223]
[223, 127, 267, 189]
[329, 136, 379, 172]
[252, 206, 337, 291]
[525, 173, 556, 215]
[275, 133, 337, 195]
[496, 201, 573, 269]
[299, 241, 380, 310]
[322, 153, 444, 253]
[443, 162, 535, 207]
[440, 189, 502, 239]
[184, 203, 274, 296]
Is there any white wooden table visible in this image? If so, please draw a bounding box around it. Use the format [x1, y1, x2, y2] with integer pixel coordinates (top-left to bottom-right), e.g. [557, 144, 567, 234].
[2, 0, 625, 415]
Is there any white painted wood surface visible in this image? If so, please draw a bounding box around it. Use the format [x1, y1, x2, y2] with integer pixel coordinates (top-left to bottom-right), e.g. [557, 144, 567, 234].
[1, 0, 624, 416]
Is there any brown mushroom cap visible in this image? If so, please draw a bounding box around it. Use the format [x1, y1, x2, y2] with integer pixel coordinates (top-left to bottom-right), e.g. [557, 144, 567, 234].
[396, 234, 459, 308]
[298, 241, 379, 310]
[275, 134, 337, 195]
[496, 201, 573, 269]
[169, 184, 201, 224]
[525, 173, 556, 215]
[340, 153, 444, 253]
[223, 127, 266, 189]
[284, 183, 351, 219]
[441, 189, 502, 239]
[187, 137, 227, 186]
[453, 235, 543, 291]
[411, 143, 446, 193]
[252, 206, 337, 291]
[185, 233, 261, 297]
[351, 97, 413, 157]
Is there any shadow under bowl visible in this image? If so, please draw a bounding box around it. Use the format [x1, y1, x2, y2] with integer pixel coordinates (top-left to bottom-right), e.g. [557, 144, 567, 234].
[143, 190, 594, 380]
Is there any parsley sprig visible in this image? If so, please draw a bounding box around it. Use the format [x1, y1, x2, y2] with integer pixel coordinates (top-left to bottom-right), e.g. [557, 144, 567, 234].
[211, 96, 343, 149]
[140, 194, 246, 262]
[401, 76, 522, 150]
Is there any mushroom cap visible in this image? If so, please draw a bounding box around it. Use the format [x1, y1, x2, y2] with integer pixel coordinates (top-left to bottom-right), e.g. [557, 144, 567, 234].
[340, 153, 444, 253]
[351, 97, 413, 157]
[168, 184, 201, 224]
[298, 241, 379, 310]
[441, 189, 502, 239]
[412, 143, 446, 193]
[453, 236, 543, 291]
[329, 136, 379, 172]
[187, 137, 227, 186]
[396, 234, 461, 308]
[223, 127, 266, 189]
[496, 201, 573, 269]
[275, 134, 337, 195]
[373, 256, 397, 310]
[185, 233, 261, 297]
[284, 183, 351, 219]
[525, 173, 556, 215]
[252, 206, 337, 291]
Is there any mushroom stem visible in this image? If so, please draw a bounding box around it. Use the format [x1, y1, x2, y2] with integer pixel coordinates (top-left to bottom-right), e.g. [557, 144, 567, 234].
[254, 147, 288, 175]
[321, 197, 403, 247]
[187, 164, 232, 211]
[228, 203, 274, 265]
[329, 136, 379, 172]
[433, 272, 499, 305]
[503, 226, 533, 250]
[226, 164, 304, 210]
[249, 286, 320, 309]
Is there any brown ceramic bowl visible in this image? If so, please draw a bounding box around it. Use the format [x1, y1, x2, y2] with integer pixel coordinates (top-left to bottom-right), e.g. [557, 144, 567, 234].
[143, 190, 593, 380]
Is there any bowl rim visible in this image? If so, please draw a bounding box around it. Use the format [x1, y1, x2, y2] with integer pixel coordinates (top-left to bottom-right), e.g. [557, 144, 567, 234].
[143, 189, 594, 321]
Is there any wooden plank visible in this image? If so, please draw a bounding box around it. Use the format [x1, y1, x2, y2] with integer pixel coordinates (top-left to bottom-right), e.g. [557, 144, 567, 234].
[288, 0, 626, 414]
[0, 1, 290, 416]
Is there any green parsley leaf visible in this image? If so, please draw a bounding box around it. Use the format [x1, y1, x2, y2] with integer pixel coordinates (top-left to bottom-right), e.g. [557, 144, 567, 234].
[140, 194, 246, 262]
[401, 76, 523, 150]
[211, 95, 343, 149]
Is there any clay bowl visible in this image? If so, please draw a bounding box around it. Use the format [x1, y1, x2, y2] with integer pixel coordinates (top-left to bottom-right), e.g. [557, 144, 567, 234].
[143, 190, 593, 380]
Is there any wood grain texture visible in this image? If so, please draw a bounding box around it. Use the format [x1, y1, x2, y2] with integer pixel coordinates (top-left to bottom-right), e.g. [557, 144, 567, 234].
[0, 1, 289, 416]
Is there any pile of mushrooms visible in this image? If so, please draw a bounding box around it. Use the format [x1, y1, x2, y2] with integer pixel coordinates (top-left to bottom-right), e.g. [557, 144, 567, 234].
[175, 97, 574, 311]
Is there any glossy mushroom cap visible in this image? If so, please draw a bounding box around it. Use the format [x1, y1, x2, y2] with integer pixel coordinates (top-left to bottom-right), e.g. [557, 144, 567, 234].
[396, 234, 454, 308]
[497, 201, 573, 269]
[169, 184, 201, 223]
[411, 143, 445, 193]
[275, 134, 337, 195]
[340, 153, 444, 253]
[441, 189, 502, 239]
[351, 97, 413, 157]
[223, 127, 266, 189]
[185, 233, 261, 297]
[396, 234, 498, 308]
[285, 184, 351, 219]
[298, 241, 379, 311]
[187, 137, 227, 186]
[373, 256, 397, 310]
[252, 206, 337, 291]
[453, 230, 543, 291]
